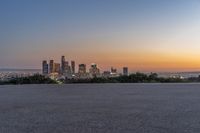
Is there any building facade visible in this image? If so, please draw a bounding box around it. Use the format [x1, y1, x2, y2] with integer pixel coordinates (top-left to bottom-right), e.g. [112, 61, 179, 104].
[61, 56, 66, 74]
[89, 63, 100, 77]
[78, 64, 86, 74]
[71, 61, 75, 74]
[42, 60, 48, 75]
[49, 60, 54, 73]
[54, 63, 61, 74]
[123, 67, 128, 76]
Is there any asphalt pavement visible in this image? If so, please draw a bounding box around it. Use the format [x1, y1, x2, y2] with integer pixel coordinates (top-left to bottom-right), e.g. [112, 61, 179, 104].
[0, 83, 200, 133]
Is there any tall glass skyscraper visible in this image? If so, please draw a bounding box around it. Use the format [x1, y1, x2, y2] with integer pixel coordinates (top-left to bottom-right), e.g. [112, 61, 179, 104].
[71, 61, 75, 74]
[42, 60, 48, 75]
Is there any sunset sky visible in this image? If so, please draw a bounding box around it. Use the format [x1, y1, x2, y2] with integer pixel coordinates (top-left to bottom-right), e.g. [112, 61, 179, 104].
[1, 0, 200, 72]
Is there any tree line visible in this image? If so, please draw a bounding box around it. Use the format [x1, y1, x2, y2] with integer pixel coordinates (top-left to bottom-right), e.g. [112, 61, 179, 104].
[66, 72, 200, 83]
[1, 72, 200, 85]
[0, 74, 57, 85]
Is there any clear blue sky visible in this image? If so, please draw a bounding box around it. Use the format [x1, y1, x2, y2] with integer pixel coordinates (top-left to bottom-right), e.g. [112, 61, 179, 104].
[1, 0, 200, 71]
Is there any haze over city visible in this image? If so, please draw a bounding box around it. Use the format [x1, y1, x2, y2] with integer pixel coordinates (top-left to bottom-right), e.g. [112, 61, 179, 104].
[1, 0, 200, 72]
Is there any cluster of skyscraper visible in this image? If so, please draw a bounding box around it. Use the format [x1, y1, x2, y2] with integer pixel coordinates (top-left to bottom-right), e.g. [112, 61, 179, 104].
[42, 56, 75, 78]
[42, 56, 128, 79]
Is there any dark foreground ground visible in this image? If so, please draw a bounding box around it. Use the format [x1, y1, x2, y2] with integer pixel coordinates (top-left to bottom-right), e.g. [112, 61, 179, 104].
[1, 84, 200, 133]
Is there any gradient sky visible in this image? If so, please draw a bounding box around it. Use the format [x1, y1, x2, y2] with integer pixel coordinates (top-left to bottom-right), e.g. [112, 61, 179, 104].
[1, 0, 200, 72]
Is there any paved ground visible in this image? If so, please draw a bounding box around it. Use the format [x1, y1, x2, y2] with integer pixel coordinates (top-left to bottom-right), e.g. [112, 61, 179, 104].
[1, 83, 200, 133]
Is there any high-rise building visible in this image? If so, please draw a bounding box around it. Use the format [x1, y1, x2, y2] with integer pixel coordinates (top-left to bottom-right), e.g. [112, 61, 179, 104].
[110, 67, 118, 77]
[64, 61, 69, 68]
[61, 56, 66, 74]
[78, 64, 86, 74]
[111, 67, 117, 74]
[64, 61, 71, 73]
[123, 67, 128, 76]
[42, 60, 48, 75]
[54, 63, 61, 74]
[71, 61, 75, 74]
[49, 60, 54, 73]
[89, 63, 100, 77]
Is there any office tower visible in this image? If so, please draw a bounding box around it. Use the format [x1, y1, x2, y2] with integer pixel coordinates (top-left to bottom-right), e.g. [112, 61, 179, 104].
[61, 56, 66, 74]
[64, 61, 69, 68]
[54, 63, 61, 74]
[49, 60, 54, 73]
[89, 63, 100, 77]
[123, 67, 128, 76]
[78, 64, 86, 74]
[64, 64, 72, 78]
[71, 61, 75, 74]
[64, 61, 71, 73]
[42, 60, 48, 75]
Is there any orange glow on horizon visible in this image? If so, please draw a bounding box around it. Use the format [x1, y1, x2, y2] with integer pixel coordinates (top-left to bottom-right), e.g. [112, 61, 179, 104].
[38, 49, 200, 72]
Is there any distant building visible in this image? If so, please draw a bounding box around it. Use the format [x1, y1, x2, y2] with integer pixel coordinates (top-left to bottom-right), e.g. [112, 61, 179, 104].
[78, 64, 86, 74]
[61, 55, 73, 76]
[64, 61, 70, 72]
[54, 63, 61, 74]
[61, 56, 66, 74]
[102, 71, 111, 78]
[65, 61, 72, 76]
[111, 67, 117, 74]
[71, 61, 75, 74]
[123, 67, 128, 76]
[110, 67, 119, 77]
[78, 64, 88, 79]
[89, 63, 100, 77]
[42, 60, 48, 75]
[64, 61, 69, 67]
[49, 60, 54, 73]
[64, 63, 72, 78]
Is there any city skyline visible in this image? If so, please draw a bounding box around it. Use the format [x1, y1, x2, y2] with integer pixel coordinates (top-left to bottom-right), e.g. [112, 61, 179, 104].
[41, 55, 126, 75]
[1, 0, 200, 72]
[42, 55, 128, 79]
